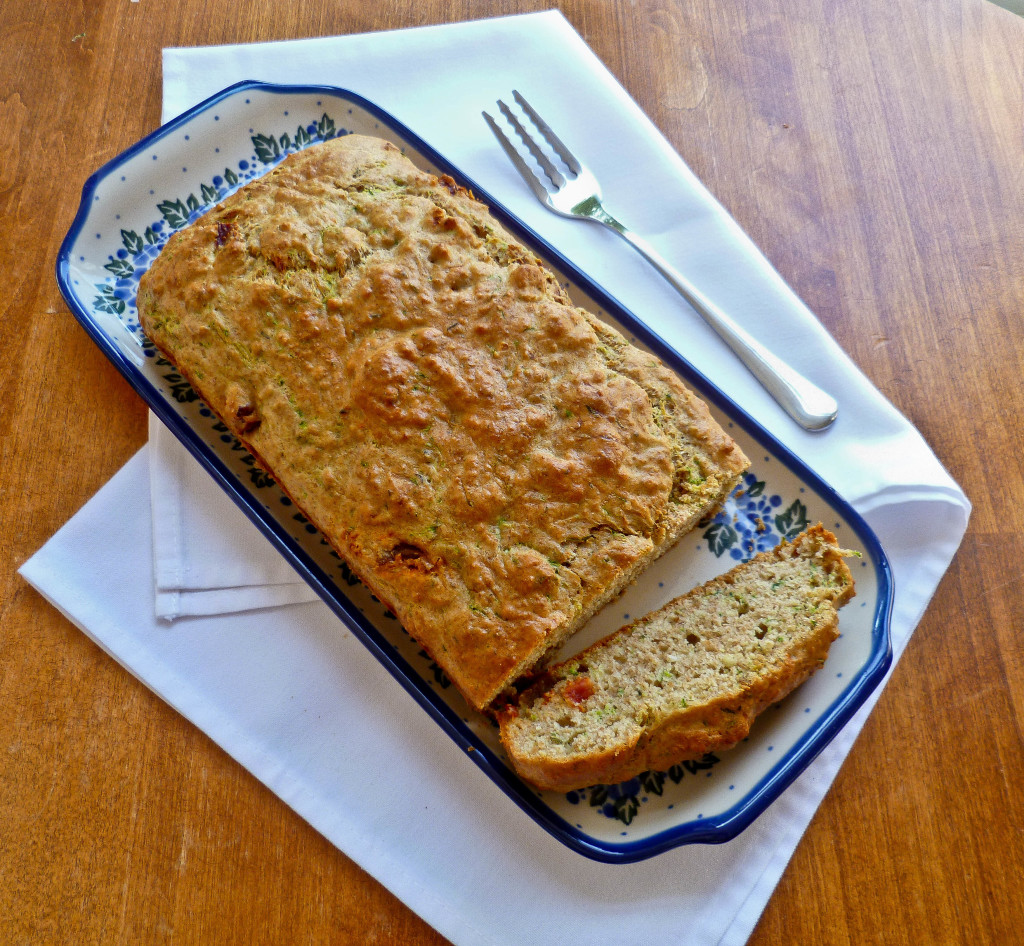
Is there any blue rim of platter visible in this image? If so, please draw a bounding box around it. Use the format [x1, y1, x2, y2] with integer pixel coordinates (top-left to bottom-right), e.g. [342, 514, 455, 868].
[56, 80, 893, 863]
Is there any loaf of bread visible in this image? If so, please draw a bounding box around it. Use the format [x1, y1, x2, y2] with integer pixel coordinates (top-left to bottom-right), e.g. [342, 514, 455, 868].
[138, 134, 749, 711]
[497, 525, 856, 791]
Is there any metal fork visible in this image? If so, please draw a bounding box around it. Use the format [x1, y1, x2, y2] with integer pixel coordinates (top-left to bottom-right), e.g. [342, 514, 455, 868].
[483, 91, 838, 431]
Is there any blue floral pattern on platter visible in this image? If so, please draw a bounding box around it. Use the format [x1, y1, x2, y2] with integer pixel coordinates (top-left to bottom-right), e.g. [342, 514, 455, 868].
[704, 472, 810, 561]
[56, 82, 892, 862]
[568, 753, 721, 826]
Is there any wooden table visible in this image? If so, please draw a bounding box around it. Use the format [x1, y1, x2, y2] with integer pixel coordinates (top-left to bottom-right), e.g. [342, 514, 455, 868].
[3, 1, 1022, 942]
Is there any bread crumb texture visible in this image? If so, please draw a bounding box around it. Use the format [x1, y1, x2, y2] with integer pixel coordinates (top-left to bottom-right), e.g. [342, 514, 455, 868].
[138, 135, 748, 711]
[498, 525, 856, 791]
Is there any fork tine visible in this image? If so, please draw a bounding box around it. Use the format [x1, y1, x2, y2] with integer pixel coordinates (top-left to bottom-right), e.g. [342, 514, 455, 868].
[482, 109, 553, 206]
[495, 98, 567, 191]
[512, 91, 583, 176]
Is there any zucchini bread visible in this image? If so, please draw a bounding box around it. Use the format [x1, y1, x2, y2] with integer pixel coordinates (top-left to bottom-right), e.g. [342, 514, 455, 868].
[138, 134, 749, 711]
[497, 525, 856, 791]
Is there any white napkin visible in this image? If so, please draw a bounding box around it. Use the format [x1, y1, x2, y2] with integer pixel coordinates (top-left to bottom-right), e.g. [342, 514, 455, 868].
[27, 12, 972, 946]
[149, 413, 318, 618]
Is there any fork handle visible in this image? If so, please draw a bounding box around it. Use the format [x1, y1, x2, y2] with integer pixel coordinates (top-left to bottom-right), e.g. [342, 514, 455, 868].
[594, 215, 838, 431]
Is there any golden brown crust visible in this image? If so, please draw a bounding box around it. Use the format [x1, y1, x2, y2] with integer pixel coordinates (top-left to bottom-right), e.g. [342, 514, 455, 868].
[498, 525, 856, 791]
[138, 135, 749, 711]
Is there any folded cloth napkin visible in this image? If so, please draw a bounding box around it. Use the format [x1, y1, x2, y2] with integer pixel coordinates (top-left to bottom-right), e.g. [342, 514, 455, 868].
[149, 413, 318, 618]
[26, 12, 971, 946]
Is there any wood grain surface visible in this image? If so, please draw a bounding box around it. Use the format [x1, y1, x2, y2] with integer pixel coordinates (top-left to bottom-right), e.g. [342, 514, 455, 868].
[3, 1, 1022, 943]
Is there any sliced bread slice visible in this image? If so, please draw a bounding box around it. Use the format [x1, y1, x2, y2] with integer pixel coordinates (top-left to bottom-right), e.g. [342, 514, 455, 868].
[497, 524, 856, 792]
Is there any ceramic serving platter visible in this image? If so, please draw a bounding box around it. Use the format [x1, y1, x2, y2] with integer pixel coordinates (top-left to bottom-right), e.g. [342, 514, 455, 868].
[56, 80, 892, 863]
